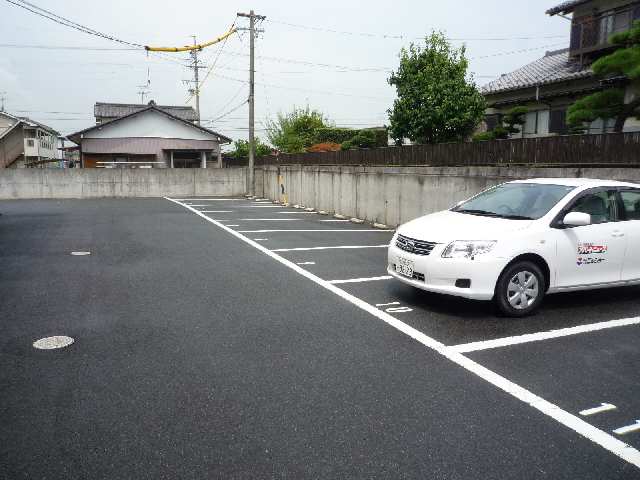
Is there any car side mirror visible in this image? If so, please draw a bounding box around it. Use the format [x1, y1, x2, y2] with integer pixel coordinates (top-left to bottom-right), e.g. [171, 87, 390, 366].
[563, 212, 591, 227]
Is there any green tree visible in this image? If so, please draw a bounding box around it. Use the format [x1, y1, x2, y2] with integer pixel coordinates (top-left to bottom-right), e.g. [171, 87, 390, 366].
[387, 31, 486, 144]
[265, 106, 329, 153]
[568, 20, 640, 133]
[473, 106, 528, 141]
[229, 137, 272, 159]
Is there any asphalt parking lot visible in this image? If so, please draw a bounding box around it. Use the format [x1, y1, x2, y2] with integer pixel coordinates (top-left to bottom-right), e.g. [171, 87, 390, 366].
[1, 197, 639, 479]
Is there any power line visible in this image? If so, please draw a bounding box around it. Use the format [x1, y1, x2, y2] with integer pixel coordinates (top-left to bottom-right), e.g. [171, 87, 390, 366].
[4, 0, 144, 47]
[0, 42, 568, 72]
[208, 98, 249, 123]
[0, 43, 138, 51]
[471, 42, 567, 60]
[266, 18, 567, 42]
[211, 72, 392, 101]
[210, 83, 247, 119]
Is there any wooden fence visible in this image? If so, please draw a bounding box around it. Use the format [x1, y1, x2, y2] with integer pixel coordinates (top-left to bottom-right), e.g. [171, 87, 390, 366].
[225, 132, 640, 168]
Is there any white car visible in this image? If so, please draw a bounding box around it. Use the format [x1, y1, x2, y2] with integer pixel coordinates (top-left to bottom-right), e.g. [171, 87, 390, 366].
[387, 178, 640, 316]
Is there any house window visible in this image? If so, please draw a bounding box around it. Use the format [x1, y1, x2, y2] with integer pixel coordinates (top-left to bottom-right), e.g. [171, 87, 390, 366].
[549, 109, 568, 135]
[599, 10, 631, 45]
[589, 117, 616, 134]
[484, 114, 501, 132]
[522, 110, 550, 137]
[27, 139, 35, 147]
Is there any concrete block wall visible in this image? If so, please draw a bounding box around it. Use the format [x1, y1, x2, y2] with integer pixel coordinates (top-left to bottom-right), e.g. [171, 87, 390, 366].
[256, 165, 640, 226]
[0, 168, 246, 199]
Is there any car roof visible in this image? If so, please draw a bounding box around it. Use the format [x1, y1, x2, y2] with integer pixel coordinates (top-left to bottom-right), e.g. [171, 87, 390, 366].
[509, 178, 640, 188]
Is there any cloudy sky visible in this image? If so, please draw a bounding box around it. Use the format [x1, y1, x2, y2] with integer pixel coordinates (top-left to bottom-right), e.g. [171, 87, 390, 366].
[1, 0, 569, 143]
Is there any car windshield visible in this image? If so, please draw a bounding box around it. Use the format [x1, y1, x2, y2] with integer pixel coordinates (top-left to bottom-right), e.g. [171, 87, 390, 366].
[452, 183, 576, 220]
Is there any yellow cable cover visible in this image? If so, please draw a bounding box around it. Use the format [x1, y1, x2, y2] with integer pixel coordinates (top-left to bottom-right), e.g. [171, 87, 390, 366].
[145, 28, 237, 52]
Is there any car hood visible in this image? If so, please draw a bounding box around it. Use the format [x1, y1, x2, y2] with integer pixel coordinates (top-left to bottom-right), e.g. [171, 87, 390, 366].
[397, 210, 533, 243]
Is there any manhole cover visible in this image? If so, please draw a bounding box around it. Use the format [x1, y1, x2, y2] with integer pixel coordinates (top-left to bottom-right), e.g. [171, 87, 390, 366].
[33, 336, 74, 350]
[71, 251, 91, 256]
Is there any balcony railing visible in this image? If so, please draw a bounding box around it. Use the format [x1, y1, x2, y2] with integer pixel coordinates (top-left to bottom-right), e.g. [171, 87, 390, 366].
[570, 5, 640, 57]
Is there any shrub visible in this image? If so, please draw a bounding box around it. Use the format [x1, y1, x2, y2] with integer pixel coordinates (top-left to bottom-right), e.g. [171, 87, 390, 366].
[307, 142, 342, 152]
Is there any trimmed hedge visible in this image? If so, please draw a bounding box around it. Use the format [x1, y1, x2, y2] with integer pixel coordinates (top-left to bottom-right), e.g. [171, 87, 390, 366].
[313, 127, 388, 148]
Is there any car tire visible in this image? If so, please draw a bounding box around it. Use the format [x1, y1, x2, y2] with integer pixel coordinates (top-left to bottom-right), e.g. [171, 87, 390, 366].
[494, 261, 546, 317]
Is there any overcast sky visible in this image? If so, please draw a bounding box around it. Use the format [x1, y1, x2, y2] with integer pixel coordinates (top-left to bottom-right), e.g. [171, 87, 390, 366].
[1, 0, 569, 143]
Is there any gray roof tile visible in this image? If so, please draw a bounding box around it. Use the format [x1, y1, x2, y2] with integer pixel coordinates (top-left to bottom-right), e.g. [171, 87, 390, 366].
[94, 101, 198, 122]
[546, 0, 591, 16]
[480, 48, 593, 95]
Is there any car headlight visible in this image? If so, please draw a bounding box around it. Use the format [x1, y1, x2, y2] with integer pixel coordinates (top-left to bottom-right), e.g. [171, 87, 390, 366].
[441, 240, 497, 259]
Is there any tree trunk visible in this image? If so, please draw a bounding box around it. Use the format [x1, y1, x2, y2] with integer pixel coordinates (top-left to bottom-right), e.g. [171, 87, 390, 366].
[614, 114, 626, 133]
[614, 97, 640, 133]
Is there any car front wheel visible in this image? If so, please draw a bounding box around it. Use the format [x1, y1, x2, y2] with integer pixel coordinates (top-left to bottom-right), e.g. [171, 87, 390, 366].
[495, 261, 545, 317]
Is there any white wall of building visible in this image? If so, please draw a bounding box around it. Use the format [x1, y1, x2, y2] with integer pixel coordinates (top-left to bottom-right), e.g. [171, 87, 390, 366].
[83, 109, 220, 141]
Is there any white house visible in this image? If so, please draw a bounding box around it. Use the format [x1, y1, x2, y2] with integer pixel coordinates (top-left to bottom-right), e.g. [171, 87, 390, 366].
[68, 102, 231, 168]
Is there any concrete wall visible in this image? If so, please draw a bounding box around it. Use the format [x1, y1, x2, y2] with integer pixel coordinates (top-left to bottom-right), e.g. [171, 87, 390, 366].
[0, 168, 246, 199]
[256, 164, 640, 226]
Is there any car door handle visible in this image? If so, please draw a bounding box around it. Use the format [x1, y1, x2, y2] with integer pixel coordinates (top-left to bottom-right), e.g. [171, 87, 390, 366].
[611, 231, 625, 238]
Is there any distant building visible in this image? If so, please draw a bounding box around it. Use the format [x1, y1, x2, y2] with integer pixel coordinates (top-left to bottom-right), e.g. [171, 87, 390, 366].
[0, 111, 60, 168]
[481, 0, 640, 137]
[94, 100, 198, 125]
[68, 103, 231, 168]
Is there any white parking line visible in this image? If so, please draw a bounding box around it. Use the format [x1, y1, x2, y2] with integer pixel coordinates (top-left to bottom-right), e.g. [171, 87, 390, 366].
[321, 219, 351, 222]
[277, 211, 316, 214]
[376, 302, 400, 307]
[271, 245, 389, 252]
[329, 276, 393, 285]
[166, 196, 640, 470]
[614, 421, 640, 436]
[449, 317, 640, 354]
[238, 206, 284, 208]
[238, 229, 394, 233]
[237, 218, 302, 221]
[297, 262, 316, 265]
[200, 211, 233, 213]
[580, 403, 617, 416]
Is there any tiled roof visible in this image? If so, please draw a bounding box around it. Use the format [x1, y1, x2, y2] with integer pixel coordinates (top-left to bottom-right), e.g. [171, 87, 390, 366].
[480, 48, 593, 95]
[69, 105, 231, 145]
[18, 116, 60, 136]
[94, 101, 198, 122]
[546, 0, 591, 16]
[0, 111, 59, 136]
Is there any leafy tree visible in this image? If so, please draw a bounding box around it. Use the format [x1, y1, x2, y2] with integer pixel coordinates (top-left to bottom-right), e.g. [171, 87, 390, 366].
[229, 137, 272, 159]
[387, 31, 486, 144]
[341, 129, 377, 150]
[265, 107, 329, 153]
[567, 20, 640, 133]
[473, 107, 528, 141]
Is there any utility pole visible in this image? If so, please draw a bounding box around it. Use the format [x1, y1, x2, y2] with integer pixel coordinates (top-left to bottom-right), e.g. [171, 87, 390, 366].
[136, 85, 149, 104]
[186, 35, 206, 125]
[0, 92, 6, 112]
[237, 10, 265, 196]
[137, 68, 151, 104]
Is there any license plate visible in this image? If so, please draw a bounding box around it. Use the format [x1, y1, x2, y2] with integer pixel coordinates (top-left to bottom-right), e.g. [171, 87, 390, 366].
[395, 257, 414, 278]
